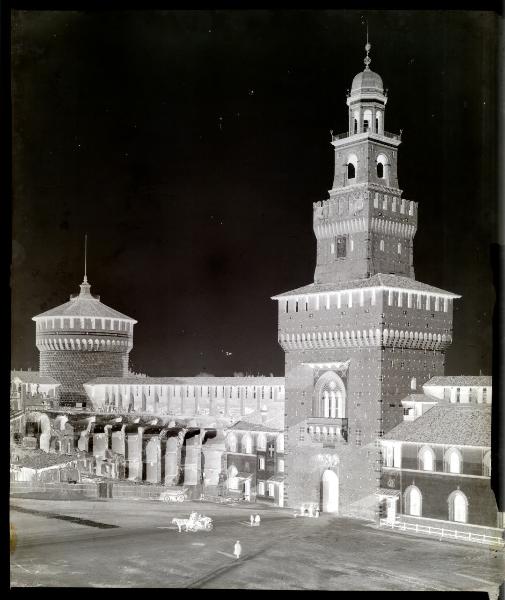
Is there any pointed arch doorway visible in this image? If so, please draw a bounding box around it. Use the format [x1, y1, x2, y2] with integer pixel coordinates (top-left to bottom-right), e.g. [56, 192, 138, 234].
[321, 469, 339, 513]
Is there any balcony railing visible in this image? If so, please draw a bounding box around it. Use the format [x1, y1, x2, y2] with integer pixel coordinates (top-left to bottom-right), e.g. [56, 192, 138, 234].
[331, 130, 401, 143]
[306, 417, 348, 443]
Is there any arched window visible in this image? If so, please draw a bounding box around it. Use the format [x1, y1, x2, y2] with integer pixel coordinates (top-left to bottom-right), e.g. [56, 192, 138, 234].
[448, 490, 468, 523]
[227, 433, 237, 453]
[257, 433, 266, 451]
[419, 446, 435, 471]
[347, 154, 358, 182]
[410, 377, 417, 391]
[445, 448, 462, 474]
[363, 109, 372, 132]
[276, 434, 284, 453]
[314, 372, 347, 419]
[380, 240, 385, 252]
[228, 465, 239, 490]
[483, 451, 491, 477]
[354, 119, 358, 134]
[404, 485, 422, 516]
[397, 243, 402, 254]
[377, 154, 389, 182]
[242, 434, 252, 454]
[376, 110, 382, 133]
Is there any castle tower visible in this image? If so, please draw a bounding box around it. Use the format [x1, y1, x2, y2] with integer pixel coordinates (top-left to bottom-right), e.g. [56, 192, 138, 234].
[272, 42, 460, 519]
[32, 267, 137, 407]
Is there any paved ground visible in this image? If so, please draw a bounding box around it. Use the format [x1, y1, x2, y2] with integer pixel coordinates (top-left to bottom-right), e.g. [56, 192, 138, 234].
[10, 497, 505, 592]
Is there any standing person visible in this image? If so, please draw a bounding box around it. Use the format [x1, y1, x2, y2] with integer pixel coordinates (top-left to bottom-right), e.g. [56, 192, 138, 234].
[234, 540, 242, 559]
[255, 514, 261, 526]
[250, 514, 254, 526]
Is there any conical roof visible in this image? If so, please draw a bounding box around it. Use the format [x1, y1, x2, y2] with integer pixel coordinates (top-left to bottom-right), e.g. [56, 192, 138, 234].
[32, 278, 137, 322]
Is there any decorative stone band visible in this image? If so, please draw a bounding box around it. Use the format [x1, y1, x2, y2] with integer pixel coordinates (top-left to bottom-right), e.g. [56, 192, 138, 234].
[278, 328, 453, 351]
[314, 216, 367, 239]
[370, 217, 417, 238]
[276, 287, 459, 312]
[34, 316, 136, 333]
[314, 216, 416, 240]
[36, 336, 132, 352]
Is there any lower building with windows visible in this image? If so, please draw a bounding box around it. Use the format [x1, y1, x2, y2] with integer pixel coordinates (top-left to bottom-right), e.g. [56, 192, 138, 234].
[224, 405, 285, 506]
[379, 400, 503, 543]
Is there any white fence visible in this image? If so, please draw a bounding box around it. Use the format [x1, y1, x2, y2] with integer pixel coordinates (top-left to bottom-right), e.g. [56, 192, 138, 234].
[379, 518, 504, 548]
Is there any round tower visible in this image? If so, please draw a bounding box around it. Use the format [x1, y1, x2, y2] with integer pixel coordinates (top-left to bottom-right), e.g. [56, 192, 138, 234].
[32, 275, 137, 407]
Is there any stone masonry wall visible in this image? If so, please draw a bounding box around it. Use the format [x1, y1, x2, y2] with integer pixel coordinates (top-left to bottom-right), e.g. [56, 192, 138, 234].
[40, 350, 129, 401]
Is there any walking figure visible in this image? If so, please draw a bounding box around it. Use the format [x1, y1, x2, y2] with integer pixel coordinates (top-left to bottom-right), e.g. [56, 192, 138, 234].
[234, 540, 242, 559]
[250, 514, 254, 526]
[255, 514, 261, 526]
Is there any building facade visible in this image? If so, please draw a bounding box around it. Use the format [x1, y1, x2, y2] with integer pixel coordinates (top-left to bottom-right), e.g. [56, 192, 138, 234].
[272, 43, 460, 519]
[83, 376, 285, 419]
[224, 405, 285, 506]
[380, 391, 503, 541]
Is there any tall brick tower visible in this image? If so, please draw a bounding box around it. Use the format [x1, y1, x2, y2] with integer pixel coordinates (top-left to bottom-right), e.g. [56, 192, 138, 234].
[272, 42, 461, 519]
[32, 269, 137, 407]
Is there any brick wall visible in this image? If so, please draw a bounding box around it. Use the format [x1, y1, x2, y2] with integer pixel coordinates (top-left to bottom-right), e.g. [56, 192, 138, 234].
[39, 350, 129, 401]
[399, 471, 499, 528]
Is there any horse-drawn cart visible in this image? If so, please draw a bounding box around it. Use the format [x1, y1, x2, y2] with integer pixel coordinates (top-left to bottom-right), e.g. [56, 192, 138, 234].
[172, 512, 213, 532]
[159, 488, 187, 503]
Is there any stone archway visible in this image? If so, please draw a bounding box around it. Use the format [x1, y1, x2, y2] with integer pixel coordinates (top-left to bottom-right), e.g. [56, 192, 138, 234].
[321, 469, 339, 513]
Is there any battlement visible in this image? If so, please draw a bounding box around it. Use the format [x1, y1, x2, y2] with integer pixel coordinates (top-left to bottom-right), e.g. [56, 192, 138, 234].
[313, 191, 417, 219]
[35, 316, 134, 336]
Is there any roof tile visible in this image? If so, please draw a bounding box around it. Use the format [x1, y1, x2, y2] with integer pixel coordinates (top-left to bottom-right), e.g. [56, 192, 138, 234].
[383, 404, 491, 447]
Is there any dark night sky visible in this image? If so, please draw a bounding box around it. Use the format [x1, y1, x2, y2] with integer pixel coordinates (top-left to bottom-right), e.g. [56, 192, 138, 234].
[10, 10, 498, 377]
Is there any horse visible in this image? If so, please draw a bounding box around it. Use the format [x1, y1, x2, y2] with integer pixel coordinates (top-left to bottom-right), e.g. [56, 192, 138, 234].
[171, 512, 197, 533]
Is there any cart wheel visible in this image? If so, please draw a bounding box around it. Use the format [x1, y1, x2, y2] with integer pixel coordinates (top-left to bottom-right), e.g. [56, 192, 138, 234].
[177, 496, 183, 502]
[163, 496, 169, 503]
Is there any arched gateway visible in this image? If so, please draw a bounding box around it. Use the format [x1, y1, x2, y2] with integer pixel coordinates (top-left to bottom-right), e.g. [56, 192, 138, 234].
[321, 469, 339, 513]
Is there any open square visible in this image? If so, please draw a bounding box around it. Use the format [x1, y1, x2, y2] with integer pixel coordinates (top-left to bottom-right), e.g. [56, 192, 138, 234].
[10, 498, 505, 592]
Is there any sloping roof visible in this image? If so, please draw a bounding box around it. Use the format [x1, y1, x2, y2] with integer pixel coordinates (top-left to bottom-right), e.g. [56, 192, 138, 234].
[11, 371, 59, 385]
[272, 273, 460, 299]
[383, 404, 491, 447]
[228, 421, 281, 433]
[33, 296, 135, 321]
[11, 449, 77, 470]
[401, 393, 440, 404]
[33, 281, 136, 322]
[424, 376, 492, 387]
[84, 376, 285, 386]
[239, 406, 285, 430]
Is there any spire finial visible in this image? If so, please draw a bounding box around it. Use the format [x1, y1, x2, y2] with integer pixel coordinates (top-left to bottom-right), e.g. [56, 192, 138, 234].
[84, 233, 88, 284]
[78, 233, 92, 298]
[364, 22, 371, 70]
